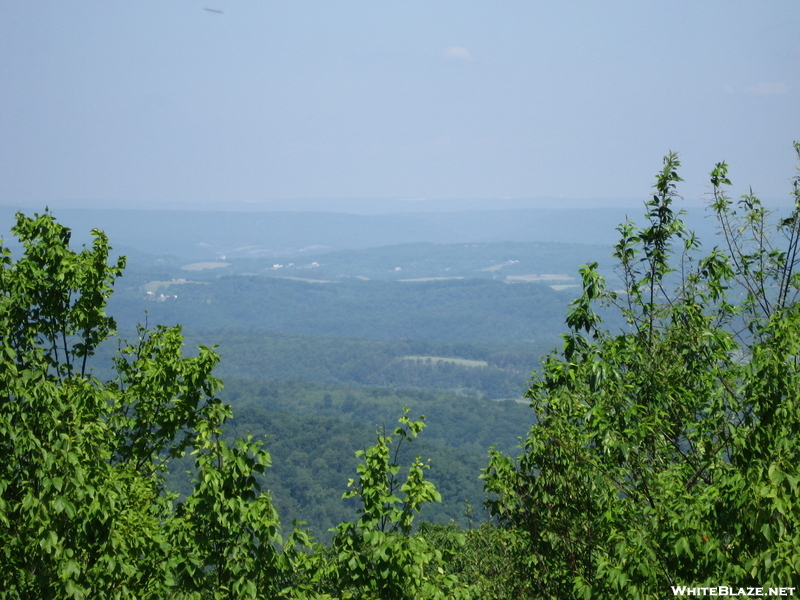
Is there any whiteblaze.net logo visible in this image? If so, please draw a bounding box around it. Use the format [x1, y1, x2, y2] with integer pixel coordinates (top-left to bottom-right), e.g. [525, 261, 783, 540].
[672, 587, 796, 597]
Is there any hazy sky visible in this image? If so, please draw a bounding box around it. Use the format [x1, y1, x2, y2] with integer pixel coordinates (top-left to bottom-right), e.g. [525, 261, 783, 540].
[1, 1, 798, 210]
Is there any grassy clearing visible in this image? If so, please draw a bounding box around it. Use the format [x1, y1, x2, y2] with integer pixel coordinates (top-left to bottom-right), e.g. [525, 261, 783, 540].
[141, 280, 204, 294]
[401, 356, 489, 368]
[505, 273, 574, 282]
[398, 277, 466, 282]
[272, 276, 337, 283]
[181, 261, 230, 271]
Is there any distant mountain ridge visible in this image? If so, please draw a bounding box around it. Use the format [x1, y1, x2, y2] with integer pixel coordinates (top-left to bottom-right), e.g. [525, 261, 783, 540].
[0, 205, 723, 260]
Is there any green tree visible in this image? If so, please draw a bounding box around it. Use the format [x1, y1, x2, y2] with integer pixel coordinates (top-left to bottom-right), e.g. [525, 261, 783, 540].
[484, 144, 800, 599]
[294, 409, 470, 600]
[419, 522, 538, 600]
[0, 211, 289, 599]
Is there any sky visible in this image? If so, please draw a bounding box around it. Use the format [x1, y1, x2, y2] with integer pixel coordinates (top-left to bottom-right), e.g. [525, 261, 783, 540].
[1, 1, 798, 211]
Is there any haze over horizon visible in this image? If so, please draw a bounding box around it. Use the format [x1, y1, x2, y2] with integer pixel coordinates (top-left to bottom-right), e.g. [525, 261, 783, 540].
[2, 1, 798, 212]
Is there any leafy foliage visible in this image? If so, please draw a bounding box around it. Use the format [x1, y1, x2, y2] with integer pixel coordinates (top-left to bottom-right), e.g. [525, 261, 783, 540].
[0, 211, 290, 599]
[484, 144, 800, 598]
[217, 405, 500, 541]
[295, 410, 470, 600]
[420, 522, 538, 600]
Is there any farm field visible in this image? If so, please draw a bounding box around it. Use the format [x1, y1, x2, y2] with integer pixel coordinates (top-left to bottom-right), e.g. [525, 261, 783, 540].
[180, 261, 230, 271]
[401, 355, 490, 368]
[141, 279, 204, 294]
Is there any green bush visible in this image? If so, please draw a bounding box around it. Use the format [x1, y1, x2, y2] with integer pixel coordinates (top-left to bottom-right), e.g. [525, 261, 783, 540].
[484, 145, 800, 599]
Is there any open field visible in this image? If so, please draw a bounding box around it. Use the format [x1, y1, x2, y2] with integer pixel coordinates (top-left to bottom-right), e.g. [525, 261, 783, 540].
[273, 276, 336, 283]
[402, 355, 490, 368]
[181, 261, 231, 271]
[398, 277, 465, 282]
[141, 280, 204, 294]
[505, 273, 575, 282]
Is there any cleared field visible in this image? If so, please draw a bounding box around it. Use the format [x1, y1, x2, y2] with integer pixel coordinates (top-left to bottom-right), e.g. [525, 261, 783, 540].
[273, 276, 336, 283]
[181, 261, 230, 271]
[549, 284, 580, 291]
[401, 355, 489, 368]
[142, 280, 204, 294]
[479, 260, 519, 272]
[505, 273, 574, 282]
[398, 277, 465, 282]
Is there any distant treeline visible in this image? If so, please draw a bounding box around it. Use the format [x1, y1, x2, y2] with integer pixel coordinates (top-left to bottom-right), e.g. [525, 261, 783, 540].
[109, 276, 576, 343]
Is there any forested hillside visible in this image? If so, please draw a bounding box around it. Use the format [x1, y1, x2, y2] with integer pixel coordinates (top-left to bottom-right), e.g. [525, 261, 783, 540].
[78, 237, 588, 540]
[160, 379, 532, 539]
[173, 331, 539, 398]
[108, 276, 573, 342]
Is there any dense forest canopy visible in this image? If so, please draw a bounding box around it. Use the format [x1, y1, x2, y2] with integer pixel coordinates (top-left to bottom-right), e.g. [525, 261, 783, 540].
[2, 145, 800, 598]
